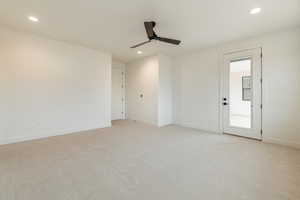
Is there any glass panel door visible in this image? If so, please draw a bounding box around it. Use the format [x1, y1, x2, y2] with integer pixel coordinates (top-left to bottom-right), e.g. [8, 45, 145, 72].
[229, 59, 252, 129]
[222, 48, 262, 140]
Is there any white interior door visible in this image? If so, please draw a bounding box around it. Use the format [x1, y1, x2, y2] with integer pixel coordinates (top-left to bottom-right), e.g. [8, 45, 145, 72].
[111, 68, 124, 120]
[222, 48, 262, 139]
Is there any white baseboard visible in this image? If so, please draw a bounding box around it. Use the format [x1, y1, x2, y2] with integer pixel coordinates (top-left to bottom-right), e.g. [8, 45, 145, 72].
[126, 118, 158, 127]
[0, 122, 111, 146]
[158, 122, 173, 127]
[176, 123, 300, 149]
[174, 122, 222, 135]
[263, 137, 300, 149]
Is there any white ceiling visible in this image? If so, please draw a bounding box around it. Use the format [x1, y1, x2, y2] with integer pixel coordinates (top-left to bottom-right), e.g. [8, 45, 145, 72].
[0, 0, 299, 63]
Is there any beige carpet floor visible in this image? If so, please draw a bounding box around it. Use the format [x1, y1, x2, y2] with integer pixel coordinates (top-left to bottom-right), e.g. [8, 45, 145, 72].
[0, 120, 300, 200]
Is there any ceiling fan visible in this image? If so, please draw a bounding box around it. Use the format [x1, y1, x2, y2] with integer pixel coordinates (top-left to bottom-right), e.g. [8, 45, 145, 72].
[130, 21, 181, 48]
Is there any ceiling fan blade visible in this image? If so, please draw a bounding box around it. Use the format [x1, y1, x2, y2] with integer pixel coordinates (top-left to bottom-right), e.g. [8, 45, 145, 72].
[155, 37, 181, 45]
[130, 40, 151, 48]
[144, 21, 156, 38]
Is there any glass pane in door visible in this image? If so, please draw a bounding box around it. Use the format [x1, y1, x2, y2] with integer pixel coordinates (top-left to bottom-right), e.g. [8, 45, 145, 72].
[229, 59, 252, 128]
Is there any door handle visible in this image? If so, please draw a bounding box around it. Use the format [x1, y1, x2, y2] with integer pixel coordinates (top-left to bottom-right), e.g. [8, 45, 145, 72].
[223, 102, 228, 106]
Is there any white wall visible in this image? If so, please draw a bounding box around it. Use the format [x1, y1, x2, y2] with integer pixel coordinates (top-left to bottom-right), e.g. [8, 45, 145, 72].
[174, 27, 300, 148]
[173, 48, 220, 132]
[0, 26, 112, 145]
[158, 55, 173, 126]
[126, 54, 173, 126]
[126, 56, 159, 125]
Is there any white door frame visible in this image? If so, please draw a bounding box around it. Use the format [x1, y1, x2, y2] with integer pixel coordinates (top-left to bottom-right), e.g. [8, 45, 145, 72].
[111, 66, 126, 120]
[219, 47, 263, 140]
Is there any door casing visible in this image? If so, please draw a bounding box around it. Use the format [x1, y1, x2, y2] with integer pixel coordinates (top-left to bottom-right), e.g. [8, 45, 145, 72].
[220, 47, 262, 140]
[111, 67, 125, 120]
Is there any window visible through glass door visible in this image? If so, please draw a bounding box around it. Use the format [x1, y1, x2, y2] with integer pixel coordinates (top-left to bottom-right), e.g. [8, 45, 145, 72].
[229, 59, 252, 129]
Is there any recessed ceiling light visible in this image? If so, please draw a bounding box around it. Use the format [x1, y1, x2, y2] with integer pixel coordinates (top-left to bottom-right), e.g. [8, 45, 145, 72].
[137, 51, 143, 54]
[28, 16, 39, 22]
[250, 7, 261, 15]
